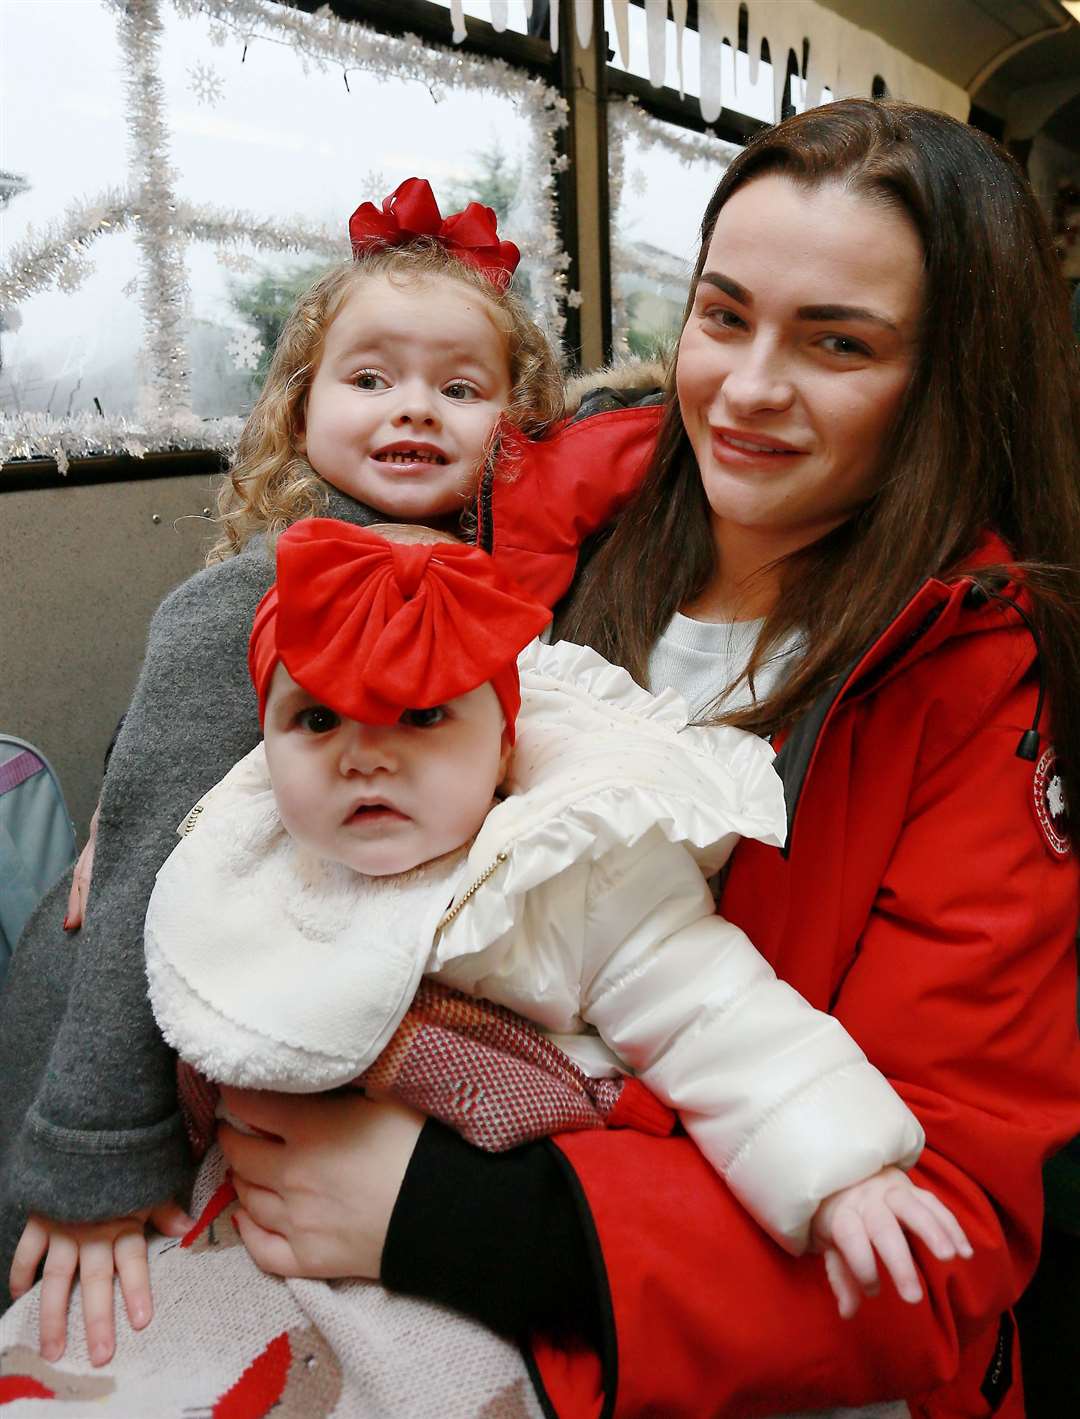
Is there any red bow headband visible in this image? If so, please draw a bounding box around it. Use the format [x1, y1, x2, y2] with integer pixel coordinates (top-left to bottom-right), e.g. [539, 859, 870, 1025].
[348, 177, 521, 290]
[249, 520, 551, 741]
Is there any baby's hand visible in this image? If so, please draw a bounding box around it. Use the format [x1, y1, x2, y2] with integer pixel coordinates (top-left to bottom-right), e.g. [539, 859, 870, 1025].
[809, 1165, 973, 1318]
[9, 1201, 192, 1366]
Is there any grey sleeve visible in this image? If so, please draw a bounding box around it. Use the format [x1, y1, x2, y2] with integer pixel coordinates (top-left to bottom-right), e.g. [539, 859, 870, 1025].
[0, 548, 274, 1253]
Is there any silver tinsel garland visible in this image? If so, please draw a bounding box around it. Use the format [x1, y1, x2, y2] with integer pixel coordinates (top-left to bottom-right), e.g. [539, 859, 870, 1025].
[117, 0, 195, 419]
[2, 0, 569, 471]
[0, 411, 244, 476]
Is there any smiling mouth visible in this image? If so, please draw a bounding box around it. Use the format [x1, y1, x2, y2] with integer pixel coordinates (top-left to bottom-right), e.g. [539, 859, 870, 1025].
[372, 449, 448, 465]
[718, 433, 800, 456]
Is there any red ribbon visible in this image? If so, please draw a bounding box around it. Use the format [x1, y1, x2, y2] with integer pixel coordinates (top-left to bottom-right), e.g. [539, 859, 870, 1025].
[249, 521, 551, 739]
[348, 177, 521, 290]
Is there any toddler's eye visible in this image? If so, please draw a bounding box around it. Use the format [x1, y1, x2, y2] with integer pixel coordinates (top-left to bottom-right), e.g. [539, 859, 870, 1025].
[353, 369, 389, 391]
[399, 706, 447, 728]
[297, 705, 340, 734]
[443, 380, 479, 402]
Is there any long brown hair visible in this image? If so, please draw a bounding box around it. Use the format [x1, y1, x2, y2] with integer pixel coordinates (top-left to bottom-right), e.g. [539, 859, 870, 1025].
[562, 99, 1080, 811]
[209, 243, 564, 561]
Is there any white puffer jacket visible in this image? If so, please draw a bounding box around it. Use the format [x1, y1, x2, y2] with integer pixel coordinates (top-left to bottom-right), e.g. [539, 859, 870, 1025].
[146, 640, 923, 1254]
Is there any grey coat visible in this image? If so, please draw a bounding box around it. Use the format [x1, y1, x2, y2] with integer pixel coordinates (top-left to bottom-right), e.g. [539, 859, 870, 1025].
[0, 489, 380, 1303]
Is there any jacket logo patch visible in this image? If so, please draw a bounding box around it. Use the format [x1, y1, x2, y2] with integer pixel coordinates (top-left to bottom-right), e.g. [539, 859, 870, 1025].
[1032, 747, 1070, 859]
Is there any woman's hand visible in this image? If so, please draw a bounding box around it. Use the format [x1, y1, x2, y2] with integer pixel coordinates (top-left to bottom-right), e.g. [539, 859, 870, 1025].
[809, 1165, 973, 1318]
[64, 802, 100, 931]
[218, 1087, 424, 1281]
[8, 1201, 192, 1366]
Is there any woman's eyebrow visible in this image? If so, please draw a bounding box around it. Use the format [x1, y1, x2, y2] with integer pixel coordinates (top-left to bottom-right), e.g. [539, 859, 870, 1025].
[699, 271, 752, 305]
[796, 303, 898, 332]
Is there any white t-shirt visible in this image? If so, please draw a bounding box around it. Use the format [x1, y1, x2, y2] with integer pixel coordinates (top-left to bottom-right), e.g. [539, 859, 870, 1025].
[646, 611, 798, 719]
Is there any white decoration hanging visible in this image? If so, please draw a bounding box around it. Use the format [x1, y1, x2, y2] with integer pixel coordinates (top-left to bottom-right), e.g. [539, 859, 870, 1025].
[609, 0, 631, 69]
[433, 0, 969, 125]
[671, 0, 687, 99]
[644, 0, 667, 90]
[549, 0, 560, 54]
[574, 0, 592, 51]
[490, 1, 508, 34]
[698, 0, 740, 124]
[450, 0, 466, 45]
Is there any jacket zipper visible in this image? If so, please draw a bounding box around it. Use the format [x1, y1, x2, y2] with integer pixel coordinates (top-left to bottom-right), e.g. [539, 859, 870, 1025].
[437, 850, 509, 931]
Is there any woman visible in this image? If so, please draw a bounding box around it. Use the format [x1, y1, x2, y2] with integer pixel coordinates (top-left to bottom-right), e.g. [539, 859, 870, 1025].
[216, 100, 1080, 1418]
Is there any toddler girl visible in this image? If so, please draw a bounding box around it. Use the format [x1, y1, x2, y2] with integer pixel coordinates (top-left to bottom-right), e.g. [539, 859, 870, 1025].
[147, 519, 970, 1320]
[3, 178, 647, 1365]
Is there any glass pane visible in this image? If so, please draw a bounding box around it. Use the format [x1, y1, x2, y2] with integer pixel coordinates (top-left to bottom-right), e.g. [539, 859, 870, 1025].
[608, 102, 740, 358]
[1, 0, 141, 420]
[2, 0, 559, 453]
[162, 3, 543, 417]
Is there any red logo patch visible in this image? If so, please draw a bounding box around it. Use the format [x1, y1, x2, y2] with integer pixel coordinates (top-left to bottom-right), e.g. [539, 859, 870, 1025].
[1032, 747, 1070, 859]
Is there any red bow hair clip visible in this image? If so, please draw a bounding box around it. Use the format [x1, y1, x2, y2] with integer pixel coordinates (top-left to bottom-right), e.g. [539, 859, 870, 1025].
[249, 520, 551, 739]
[348, 177, 521, 290]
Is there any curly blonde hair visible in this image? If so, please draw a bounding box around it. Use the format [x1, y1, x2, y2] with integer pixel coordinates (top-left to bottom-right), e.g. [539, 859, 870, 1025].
[208, 244, 564, 562]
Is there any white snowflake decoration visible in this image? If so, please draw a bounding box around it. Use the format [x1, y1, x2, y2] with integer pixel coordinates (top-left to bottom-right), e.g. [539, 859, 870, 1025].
[189, 62, 225, 107]
[1047, 775, 1066, 820]
[227, 326, 263, 371]
[121, 276, 139, 298]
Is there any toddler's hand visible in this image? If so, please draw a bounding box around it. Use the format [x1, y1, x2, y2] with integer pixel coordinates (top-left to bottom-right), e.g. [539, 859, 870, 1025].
[64, 802, 100, 930]
[9, 1201, 192, 1366]
[809, 1165, 973, 1318]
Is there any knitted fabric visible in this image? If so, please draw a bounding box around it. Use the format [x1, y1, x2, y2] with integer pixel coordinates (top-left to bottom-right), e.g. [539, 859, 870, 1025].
[0, 1146, 545, 1418]
[0, 1145, 907, 1417]
[177, 978, 675, 1160]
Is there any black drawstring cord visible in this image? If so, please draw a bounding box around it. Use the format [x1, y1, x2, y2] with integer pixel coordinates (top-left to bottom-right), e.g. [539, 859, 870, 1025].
[965, 581, 1046, 760]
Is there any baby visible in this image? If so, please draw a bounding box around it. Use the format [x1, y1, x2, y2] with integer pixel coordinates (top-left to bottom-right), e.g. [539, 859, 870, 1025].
[146, 519, 971, 1316]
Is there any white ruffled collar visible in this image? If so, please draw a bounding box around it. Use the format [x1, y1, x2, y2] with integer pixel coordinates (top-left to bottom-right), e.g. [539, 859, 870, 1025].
[431, 639, 786, 966]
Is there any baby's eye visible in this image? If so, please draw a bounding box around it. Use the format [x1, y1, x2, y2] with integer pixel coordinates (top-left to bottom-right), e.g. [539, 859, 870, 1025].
[296, 705, 340, 734]
[353, 369, 389, 391]
[399, 706, 447, 729]
[442, 380, 480, 402]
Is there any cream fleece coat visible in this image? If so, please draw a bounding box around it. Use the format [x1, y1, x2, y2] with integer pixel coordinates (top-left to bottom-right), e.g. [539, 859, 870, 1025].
[145, 640, 923, 1254]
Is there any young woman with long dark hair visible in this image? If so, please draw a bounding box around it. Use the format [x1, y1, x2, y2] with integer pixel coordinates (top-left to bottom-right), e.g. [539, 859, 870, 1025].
[5, 101, 1074, 1419]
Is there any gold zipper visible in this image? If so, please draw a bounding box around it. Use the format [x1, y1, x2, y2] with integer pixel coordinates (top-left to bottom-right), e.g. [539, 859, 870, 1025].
[179, 802, 205, 837]
[437, 850, 509, 931]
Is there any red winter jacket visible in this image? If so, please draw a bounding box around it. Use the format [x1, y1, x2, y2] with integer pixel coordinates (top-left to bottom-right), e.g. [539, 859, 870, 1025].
[480, 403, 664, 607]
[523, 533, 1080, 1418]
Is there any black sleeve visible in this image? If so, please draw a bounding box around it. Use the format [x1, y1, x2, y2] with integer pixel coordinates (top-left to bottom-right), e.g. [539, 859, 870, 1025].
[381, 1119, 603, 1347]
